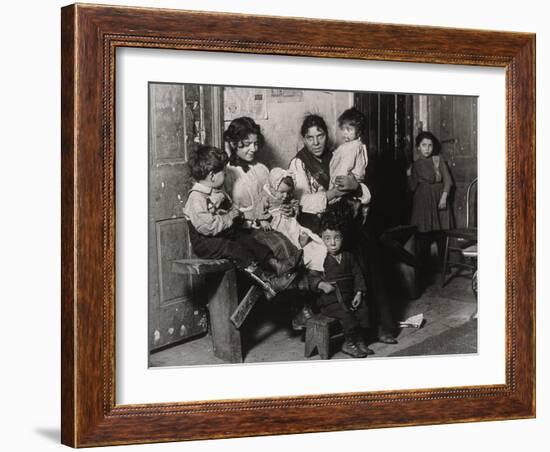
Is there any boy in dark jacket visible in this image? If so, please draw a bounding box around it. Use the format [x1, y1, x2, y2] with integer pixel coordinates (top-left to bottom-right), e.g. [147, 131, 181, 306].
[317, 215, 374, 358]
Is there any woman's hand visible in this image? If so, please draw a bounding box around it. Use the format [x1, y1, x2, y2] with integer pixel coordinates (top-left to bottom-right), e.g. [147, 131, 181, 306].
[406, 165, 413, 177]
[326, 187, 346, 202]
[334, 175, 359, 192]
[259, 220, 272, 231]
[279, 203, 294, 218]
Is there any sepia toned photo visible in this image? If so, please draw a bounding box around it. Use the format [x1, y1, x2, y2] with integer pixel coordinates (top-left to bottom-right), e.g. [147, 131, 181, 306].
[148, 83, 478, 367]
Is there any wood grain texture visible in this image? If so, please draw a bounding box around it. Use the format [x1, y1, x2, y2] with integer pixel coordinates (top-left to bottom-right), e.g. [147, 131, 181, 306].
[60, 3, 536, 447]
[60, 5, 76, 446]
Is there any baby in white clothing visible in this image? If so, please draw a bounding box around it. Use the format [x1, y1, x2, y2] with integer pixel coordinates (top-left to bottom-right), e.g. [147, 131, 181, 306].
[261, 168, 326, 271]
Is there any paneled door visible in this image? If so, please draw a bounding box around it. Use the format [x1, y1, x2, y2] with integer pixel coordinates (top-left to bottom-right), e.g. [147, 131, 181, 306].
[148, 83, 223, 354]
[426, 95, 478, 228]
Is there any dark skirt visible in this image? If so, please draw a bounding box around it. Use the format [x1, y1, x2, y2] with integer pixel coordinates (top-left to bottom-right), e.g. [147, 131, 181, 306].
[411, 182, 454, 233]
[249, 229, 302, 268]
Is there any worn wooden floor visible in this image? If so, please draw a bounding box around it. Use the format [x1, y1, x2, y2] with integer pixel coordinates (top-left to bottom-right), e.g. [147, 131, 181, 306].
[150, 271, 477, 367]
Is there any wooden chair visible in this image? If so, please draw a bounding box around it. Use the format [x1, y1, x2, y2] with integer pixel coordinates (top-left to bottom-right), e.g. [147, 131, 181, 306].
[171, 221, 263, 364]
[440, 178, 478, 286]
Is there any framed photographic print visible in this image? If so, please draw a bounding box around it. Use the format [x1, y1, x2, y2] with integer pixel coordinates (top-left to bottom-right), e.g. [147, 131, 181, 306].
[61, 3, 535, 447]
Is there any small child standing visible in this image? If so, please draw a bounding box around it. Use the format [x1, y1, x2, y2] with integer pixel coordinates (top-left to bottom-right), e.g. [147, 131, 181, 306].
[183, 145, 296, 298]
[261, 168, 327, 272]
[317, 215, 373, 358]
[329, 107, 371, 218]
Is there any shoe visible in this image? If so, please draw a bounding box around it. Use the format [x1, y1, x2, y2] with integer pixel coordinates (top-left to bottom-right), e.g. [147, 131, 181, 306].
[379, 334, 398, 344]
[291, 304, 314, 331]
[356, 338, 375, 355]
[341, 340, 368, 358]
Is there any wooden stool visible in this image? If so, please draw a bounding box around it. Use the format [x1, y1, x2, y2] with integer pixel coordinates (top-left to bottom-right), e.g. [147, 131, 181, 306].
[304, 314, 339, 360]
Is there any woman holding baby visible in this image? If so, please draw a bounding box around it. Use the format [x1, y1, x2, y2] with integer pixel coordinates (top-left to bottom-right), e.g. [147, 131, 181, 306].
[288, 113, 398, 345]
[222, 114, 397, 344]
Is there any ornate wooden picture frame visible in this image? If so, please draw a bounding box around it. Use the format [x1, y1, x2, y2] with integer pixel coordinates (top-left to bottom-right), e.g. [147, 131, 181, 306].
[61, 3, 535, 447]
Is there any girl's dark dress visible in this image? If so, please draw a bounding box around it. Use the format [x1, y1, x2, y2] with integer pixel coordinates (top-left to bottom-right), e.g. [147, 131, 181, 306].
[409, 156, 454, 233]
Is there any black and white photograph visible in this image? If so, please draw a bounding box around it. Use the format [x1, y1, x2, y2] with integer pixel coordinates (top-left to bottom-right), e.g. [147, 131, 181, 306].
[148, 83, 478, 367]
[4, 0, 545, 450]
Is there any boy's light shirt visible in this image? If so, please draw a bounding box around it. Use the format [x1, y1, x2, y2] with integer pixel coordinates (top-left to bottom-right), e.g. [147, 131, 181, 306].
[183, 182, 235, 236]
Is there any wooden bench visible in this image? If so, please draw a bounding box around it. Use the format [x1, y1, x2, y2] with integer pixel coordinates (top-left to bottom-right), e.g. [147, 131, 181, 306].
[172, 258, 263, 364]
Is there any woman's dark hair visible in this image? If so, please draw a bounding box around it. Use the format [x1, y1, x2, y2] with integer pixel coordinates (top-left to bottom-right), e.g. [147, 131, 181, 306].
[338, 107, 366, 139]
[300, 114, 329, 138]
[223, 116, 264, 166]
[187, 145, 228, 181]
[415, 131, 441, 155]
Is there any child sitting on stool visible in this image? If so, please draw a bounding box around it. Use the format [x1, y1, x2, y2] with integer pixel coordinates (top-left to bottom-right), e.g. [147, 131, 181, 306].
[183, 145, 296, 298]
[317, 214, 374, 358]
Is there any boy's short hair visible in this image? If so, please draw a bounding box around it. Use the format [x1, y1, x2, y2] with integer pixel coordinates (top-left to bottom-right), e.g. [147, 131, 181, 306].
[319, 212, 345, 236]
[338, 107, 366, 135]
[187, 145, 228, 181]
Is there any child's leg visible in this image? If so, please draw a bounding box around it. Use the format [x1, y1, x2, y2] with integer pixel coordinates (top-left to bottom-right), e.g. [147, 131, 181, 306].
[187, 223, 296, 298]
[188, 221, 270, 269]
[353, 302, 374, 355]
[233, 230, 274, 267]
[319, 302, 368, 358]
[188, 223, 241, 261]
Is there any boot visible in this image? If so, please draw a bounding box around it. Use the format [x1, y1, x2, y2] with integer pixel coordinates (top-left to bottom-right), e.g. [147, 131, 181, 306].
[356, 337, 375, 355]
[291, 304, 314, 331]
[341, 338, 368, 358]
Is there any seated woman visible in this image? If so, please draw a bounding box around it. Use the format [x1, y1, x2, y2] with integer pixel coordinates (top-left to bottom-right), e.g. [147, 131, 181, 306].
[223, 116, 303, 274]
[223, 116, 324, 330]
